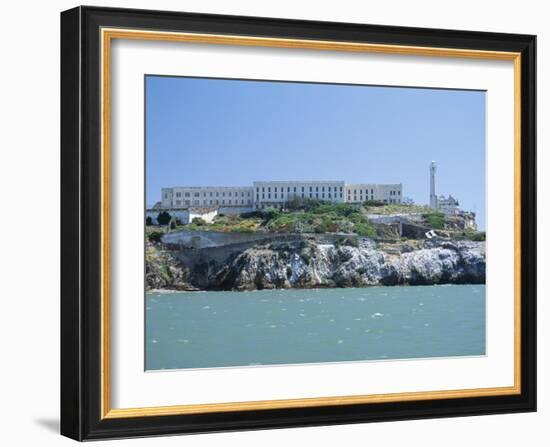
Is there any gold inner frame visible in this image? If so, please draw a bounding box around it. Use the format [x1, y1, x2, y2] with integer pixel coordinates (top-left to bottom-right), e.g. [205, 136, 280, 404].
[100, 27, 522, 419]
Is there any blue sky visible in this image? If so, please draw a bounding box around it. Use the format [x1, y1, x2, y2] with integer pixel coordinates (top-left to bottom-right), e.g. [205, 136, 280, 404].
[146, 76, 486, 229]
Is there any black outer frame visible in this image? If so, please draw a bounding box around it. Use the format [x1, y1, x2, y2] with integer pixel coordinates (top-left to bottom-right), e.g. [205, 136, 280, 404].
[60, 5, 536, 441]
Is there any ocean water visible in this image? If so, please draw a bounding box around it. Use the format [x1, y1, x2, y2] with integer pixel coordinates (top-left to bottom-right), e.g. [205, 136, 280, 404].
[145, 285, 485, 370]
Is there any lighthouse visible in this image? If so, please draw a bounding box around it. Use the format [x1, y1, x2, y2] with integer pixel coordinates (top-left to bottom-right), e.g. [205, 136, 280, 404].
[429, 161, 437, 208]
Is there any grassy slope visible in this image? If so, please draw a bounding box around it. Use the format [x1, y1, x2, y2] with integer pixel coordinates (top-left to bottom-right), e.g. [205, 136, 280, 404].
[147, 202, 485, 241]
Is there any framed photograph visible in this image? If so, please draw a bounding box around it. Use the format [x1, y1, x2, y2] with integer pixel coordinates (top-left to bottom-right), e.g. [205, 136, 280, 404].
[61, 6, 536, 441]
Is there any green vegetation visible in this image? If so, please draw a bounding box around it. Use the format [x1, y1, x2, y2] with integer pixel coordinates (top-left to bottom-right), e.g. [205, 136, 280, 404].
[147, 231, 164, 243]
[191, 217, 207, 226]
[263, 202, 375, 236]
[365, 203, 430, 215]
[146, 216, 153, 226]
[157, 211, 171, 226]
[422, 211, 445, 230]
[145, 202, 483, 243]
[455, 230, 486, 241]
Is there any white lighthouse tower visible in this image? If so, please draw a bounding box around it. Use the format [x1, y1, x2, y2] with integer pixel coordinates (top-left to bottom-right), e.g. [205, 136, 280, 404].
[429, 161, 438, 208]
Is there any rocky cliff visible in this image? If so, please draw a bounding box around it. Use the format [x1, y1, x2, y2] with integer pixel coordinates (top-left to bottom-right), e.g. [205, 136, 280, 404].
[146, 236, 485, 291]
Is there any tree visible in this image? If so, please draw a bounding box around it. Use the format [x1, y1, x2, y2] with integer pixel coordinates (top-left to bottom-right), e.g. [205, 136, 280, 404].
[145, 216, 153, 226]
[191, 217, 206, 226]
[157, 211, 171, 226]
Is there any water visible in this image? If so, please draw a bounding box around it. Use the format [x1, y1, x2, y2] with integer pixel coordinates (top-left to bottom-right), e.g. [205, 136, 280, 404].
[145, 285, 485, 370]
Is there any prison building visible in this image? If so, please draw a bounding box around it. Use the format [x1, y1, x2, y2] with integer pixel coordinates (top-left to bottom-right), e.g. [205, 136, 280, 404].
[253, 181, 346, 208]
[161, 186, 254, 209]
[345, 184, 403, 204]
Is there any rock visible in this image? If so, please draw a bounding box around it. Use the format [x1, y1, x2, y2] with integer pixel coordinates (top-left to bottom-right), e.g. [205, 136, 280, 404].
[169, 237, 486, 291]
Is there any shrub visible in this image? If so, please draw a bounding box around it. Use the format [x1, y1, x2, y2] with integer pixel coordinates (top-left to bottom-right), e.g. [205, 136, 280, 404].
[363, 200, 385, 207]
[260, 207, 281, 222]
[462, 231, 486, 241]
[286, 197, 324, 212]
[145, 216, 153, 226]
[191, 217, 207, 226]
[148, 231, 163, 243]
[423, 211, 445, 230]
[240, 210, 264, 219]
[157, 211, 171, 226]
[354, 222, 376, 237]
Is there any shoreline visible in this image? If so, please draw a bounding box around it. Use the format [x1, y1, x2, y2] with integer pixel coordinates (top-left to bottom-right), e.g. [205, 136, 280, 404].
[147, 282, 486, 295]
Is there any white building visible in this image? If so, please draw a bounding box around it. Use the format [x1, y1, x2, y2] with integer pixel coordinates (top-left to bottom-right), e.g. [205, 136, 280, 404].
[429, 161, 461, 215]
[146, 207, 218, 225]
[345, 183, 402, 204]
[161, 186, 254, 209]
[253, 181, 346, 208]
[437, 195, 460, 215]
[158, 180, 403, 212]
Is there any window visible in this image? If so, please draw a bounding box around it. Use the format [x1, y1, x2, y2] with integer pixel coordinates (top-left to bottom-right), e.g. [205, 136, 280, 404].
[262, 193, 265, 199]
[322, 193, 325, 199]
[268, 193, 271, 199]
[274, 194, 277, 199]
[316, 193, 319, 198]
[185, 192, 190, 197]
[216, 192, 219, 197]
[268, 187, 271, 192]
[302, 193, 304, 198]
[316, 186, 319, 192]
[262, 187, 265, 192]
[293, 187, 297, 192]
[256, 187, 259, 192]
[176, 200, 181, 205]
[328, 186, 331, 192]
[222, 192, 225, 197]
[209, 200, 213, 205]
[287, 187, 290, 192]
[328, 193, 332, 199]
[164, 193, 168, 199]
[322, 186, 325, 192]
[302, 186, 305, 192]
[222, 200, 225, 205]
[210, 192, 213, 197]
[193, 200, 199, 205]
[309, 186, 312, 192]
[176, 192, 181, 197]
[256, 194, 259, 201]
[274, 187, 277, 192]
[229, 200, 232, 205]
[309, 193, 312, 198]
